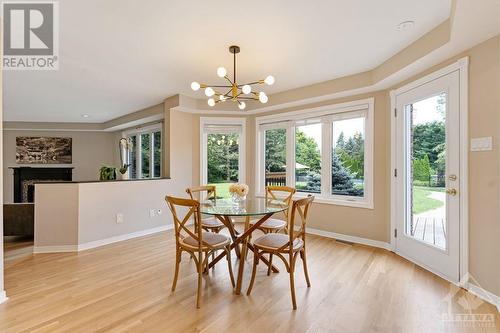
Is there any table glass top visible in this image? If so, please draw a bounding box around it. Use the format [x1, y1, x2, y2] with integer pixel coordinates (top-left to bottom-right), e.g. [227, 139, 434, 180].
[199, 197, 288, 216]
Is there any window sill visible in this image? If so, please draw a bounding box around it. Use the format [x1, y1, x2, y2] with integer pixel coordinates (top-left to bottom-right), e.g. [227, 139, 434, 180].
[255, 193, 374, 210]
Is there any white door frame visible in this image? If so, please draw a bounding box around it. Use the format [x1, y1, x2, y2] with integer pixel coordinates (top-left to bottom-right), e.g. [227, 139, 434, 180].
[390, 57, 469, 285]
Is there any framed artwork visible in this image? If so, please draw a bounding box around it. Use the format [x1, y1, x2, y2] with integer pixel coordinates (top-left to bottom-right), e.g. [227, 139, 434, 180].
[16, 137, 73, 164]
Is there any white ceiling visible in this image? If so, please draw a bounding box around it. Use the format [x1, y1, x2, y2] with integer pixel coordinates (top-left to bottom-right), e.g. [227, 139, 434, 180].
[4, 0, 453, 122]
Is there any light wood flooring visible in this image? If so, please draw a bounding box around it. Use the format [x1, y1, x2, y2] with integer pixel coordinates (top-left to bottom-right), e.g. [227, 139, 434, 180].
[1, 230, 498, 332]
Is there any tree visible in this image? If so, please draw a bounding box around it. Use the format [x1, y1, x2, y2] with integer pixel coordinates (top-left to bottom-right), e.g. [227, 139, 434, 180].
[412, 121, 445, 166]
[265, 128, 286, 172]
[336, 131, 345, 150]
[413, 154, 431, 185]
[295, 130, 321, 173]
[305, 152, 363, 196]
[335, 131, 364, 179]
[207, 133, 239, 183]
[331, 152, 363, 196]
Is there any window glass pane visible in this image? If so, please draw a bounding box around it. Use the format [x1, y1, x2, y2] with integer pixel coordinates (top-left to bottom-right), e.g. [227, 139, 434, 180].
[128, 135, 137, 179]
[332, 117, 365, 197]
[265, 128, 287, 186]
[153, 131, 161, 178]
[141, 133, 151, 178]
[407, 93, 447, 249]
[295, 123, 321, 193]
[207, 133, 239, 198]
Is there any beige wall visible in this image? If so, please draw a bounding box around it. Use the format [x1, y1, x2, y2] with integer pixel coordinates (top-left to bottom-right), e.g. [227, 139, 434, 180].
[3, 130, 117, 203]
[34, 179, 186, 249]
[34, 184, 79, 247]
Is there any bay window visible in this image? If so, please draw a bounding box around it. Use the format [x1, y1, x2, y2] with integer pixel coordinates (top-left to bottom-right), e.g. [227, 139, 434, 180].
[256, 98, 373, 208]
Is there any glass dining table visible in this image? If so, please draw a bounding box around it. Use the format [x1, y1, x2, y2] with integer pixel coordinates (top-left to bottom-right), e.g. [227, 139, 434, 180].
[200, 197, 288, 294]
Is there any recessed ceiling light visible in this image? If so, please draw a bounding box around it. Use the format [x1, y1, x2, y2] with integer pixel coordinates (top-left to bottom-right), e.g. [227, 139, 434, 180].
[81, 114, 90, 118]
[397, 21, 415, 31]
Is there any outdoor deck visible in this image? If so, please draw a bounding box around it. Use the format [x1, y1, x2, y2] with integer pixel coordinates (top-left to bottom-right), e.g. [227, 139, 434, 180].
[411, 217, 446, 249]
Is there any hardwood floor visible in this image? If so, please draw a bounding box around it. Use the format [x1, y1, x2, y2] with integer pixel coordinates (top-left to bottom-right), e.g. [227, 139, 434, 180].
[0, 230, 498, 332]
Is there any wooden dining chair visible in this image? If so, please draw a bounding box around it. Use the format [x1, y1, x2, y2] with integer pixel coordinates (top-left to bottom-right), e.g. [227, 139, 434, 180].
[248, 186, 296, 272]
[186, 185, 227, 233]
[165, 195, 235, 308]
[246, 195, 314, 310]
[250, 186, 296, 234]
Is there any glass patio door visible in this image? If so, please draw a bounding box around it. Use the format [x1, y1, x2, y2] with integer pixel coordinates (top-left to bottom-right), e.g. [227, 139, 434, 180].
[394, 70, 460, 282]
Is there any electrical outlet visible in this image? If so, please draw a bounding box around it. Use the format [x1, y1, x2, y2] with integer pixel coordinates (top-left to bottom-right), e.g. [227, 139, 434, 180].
[149, 209, 156, 218]
[116, 213, 124, 224]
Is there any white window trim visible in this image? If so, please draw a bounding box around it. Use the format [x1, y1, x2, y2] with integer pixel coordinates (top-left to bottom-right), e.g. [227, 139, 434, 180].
[200, 117, 247, 186]
[255, 98, 374, 209]
[122, 123, 163, 179]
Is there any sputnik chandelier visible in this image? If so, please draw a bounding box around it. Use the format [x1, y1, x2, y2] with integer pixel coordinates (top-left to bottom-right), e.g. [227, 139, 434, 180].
[190, 45, 275, 110]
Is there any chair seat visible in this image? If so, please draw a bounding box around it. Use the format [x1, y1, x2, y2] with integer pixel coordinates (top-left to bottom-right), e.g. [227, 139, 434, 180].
[250, 218, 286, 230]
[201, 217, 225, 229]
[181, 232, 230, 250]
[253, 233, 303, 252]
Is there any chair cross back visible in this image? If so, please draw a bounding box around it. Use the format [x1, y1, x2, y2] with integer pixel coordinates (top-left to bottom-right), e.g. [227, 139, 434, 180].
[186, 185, 216, 201]
[165, 196, 215, 250]
[265, 185, 296, 220]
[277, 195, 314, 252]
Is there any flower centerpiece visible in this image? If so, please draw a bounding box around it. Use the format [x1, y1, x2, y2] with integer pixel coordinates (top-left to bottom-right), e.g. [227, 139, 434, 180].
[229, 183, 249, 202]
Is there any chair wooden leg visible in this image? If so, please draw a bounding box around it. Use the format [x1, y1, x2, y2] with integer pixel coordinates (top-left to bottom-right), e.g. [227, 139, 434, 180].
[171, 248, 181, 292]
[226, 246, 235, 288]
[289, 253, 297, 310]
[301, 248, 311, 287]
[196, 251, 203, 309]
[246, 233, 252, 260]
[267, 254, 273, 276]
[246, 250, 259, 295]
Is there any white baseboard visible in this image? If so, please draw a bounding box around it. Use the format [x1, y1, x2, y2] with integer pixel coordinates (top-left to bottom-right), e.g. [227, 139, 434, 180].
[0, 290, 8, 304]
[34, 224, 173, 253]
[305, 227, 392, 251]
[466, 282, 500, 313]
[77, 225, 173, 251]
[33, 245, 78, 253]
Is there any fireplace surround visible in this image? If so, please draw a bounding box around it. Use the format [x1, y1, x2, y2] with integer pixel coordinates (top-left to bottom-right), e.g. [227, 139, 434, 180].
[12, 167, 73, 203]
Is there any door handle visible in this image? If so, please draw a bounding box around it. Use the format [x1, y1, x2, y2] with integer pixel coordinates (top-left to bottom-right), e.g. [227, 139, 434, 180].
[446, 188, 457, 196]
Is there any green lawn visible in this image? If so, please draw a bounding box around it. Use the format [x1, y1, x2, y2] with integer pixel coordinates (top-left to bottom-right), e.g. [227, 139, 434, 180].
[209, 182, 233, 198]
[413, 185, 444, 214]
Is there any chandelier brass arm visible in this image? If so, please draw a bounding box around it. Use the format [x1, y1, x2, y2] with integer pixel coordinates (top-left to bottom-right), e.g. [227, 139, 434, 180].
[190, 45, 274, 110]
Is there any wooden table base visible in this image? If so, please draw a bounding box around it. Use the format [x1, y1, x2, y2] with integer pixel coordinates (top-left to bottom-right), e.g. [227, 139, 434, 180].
[207, 213, 280, 294]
